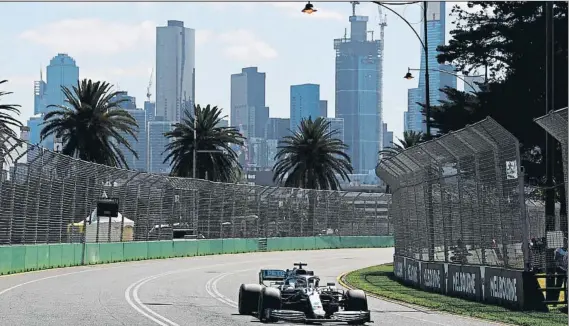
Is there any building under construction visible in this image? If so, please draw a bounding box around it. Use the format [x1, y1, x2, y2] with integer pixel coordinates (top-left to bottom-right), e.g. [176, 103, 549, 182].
[334, 2, 385, 174]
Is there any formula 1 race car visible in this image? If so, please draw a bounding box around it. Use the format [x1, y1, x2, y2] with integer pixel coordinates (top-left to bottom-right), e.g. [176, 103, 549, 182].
[238, 262, 372, 324]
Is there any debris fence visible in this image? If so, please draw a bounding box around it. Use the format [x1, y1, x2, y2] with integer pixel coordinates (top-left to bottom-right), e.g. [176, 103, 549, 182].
[0, 135, 391, 245]
[377, 118, 529, 270]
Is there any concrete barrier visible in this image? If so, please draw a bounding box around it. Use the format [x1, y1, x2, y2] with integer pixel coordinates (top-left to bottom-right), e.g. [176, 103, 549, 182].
[0, 236, 393, 275]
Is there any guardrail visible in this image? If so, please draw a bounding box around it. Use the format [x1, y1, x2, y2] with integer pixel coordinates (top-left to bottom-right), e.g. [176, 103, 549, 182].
[0, 235, 394, 275]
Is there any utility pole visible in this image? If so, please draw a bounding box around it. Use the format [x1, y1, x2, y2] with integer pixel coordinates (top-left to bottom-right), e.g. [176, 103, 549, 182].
[544, 1, 556, 301]
[423, 1, 431, 138]
[192, 113, 197, 179]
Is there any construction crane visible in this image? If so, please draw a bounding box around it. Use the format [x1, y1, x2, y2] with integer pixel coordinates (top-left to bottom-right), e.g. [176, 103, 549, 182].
[146, 67, 154, 102]
[350, 1, 359, 16]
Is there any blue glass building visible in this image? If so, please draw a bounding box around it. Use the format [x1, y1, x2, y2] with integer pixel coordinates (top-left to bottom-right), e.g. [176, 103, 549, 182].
[325, 117, 345, 143]
[230, 67, 268, 139]
[404, 2, 457, 134]
[147, 118, 175, 174]
[319, 100, 328, 118]
[112, 93, 147, 171]
[334, 11, 383, 174]
[27, 54, 79, 150]
[45, 54, 79, 113]
[265, 118, 290, 140]
[290, 84, 321, 132]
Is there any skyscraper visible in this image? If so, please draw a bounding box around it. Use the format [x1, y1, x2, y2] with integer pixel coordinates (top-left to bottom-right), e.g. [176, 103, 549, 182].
[27, 54, 79, 150]
[230, 67, 268, 139]
[382, 122, 393, 149]
[113, 92, 147, 172]
[45, 54, 79, 114]
[156, 20, 195, 121]
[463, 75, 485, 94]
[33, 72, 47, 115]
[147, 118, 174, 174]
[319, 100, 328, 118]
[334, 7, 383, 174]
[404, 2, 457, 134]
[217, 119, 229, 128]
[265, 118, 290, 140]
[290, 84, 321, 131]
[326, 117, 345, 143]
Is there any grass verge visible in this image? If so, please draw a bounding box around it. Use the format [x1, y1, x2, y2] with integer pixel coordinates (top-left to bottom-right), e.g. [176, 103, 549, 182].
[344, 264, 567, 326]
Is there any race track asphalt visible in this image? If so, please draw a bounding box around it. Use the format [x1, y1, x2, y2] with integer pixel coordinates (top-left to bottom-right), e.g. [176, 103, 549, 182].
[0, 248, 500, 326]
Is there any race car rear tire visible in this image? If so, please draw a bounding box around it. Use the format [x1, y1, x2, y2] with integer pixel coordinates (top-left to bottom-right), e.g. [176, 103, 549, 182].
[238, 284, 262, 315]
[344, 289, 369, 325]
[258, 287, 281, 323]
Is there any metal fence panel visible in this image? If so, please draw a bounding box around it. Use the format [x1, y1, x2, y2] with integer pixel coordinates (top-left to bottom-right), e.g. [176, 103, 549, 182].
[377, 117, 528, 269]
[0, 134, 391, 245]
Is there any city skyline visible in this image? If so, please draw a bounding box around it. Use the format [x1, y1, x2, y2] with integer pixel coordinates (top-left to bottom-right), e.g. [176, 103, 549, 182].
[0, 2, 468, 142]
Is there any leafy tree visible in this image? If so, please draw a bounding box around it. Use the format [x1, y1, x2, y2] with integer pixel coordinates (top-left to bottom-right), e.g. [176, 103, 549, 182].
[273, 117, 353, 236]
[163, 104, 245, 182]
[40, 79, 139, 169]
[429, 2, 567, 199]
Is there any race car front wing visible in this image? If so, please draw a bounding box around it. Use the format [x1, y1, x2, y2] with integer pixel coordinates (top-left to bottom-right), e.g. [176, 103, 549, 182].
[268, 309, 372, 324]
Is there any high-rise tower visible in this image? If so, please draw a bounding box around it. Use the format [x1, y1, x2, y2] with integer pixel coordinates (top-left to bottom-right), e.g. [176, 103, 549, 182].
[27, 54, 79, 150]
[230, 67, 268, 139]
[290, 84, 321, 132]
[334, 3, 383, 174]
[156, 20, 195, 121]
[404, 2, 457, 134]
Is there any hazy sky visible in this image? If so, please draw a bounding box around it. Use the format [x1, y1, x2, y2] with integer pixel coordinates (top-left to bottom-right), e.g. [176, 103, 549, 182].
[0, 1, 463, 139]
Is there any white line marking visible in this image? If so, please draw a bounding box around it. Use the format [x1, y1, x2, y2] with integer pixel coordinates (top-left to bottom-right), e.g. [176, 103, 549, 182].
[131, 271, 182, 326]
[0, 268, 107, 296]
[125, 258, 294, 326]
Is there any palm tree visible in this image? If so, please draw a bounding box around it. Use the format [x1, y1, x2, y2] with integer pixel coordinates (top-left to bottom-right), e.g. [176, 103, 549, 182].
[0, 80, 23, 163]
[163, 104, 245, 182]
[378, 130, 424, 161]
[273, 117, 353, 235]
[376, 130, 425, 190]
[40, 79, 139, 169]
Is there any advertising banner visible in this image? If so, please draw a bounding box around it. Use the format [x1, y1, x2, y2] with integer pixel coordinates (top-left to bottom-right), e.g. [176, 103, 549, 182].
[484, 267, 524, 309]
[404, 257, 420, 287]
[393, 255, 405, 281]
[420, 262, 446, 293]
[447, 264, 482, 301]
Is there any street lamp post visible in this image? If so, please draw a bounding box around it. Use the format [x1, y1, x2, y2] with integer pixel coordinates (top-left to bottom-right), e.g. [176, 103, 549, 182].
[421, 1, 431, 138]
[370, 1, 432, 138]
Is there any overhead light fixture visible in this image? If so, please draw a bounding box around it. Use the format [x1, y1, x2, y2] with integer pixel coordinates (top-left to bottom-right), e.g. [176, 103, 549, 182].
[404, 68, 414, 80]
[302, 2, 317, 14]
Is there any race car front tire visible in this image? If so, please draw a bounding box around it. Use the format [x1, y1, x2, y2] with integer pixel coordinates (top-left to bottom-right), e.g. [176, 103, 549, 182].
[238, 284, 262, 315]
[258, 287, 281, 323]
[344, 289, 369, 325]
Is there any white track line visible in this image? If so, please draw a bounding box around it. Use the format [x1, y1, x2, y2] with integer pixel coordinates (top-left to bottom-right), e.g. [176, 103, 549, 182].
[205, 272, 239, 308]
[125, 258, 296, 326]
[124, 252, 364, 325]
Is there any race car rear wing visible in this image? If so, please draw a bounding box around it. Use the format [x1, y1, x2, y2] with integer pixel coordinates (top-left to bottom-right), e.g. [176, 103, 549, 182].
[259, 269, 286, 283]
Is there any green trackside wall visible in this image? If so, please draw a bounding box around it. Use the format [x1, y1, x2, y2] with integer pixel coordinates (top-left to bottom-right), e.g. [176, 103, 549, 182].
[0, 236, 393, 275]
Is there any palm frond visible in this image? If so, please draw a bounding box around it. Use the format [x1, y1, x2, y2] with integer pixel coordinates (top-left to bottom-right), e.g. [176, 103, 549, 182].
[39, 78, 139, 169]
[163, 104, 246, 182]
